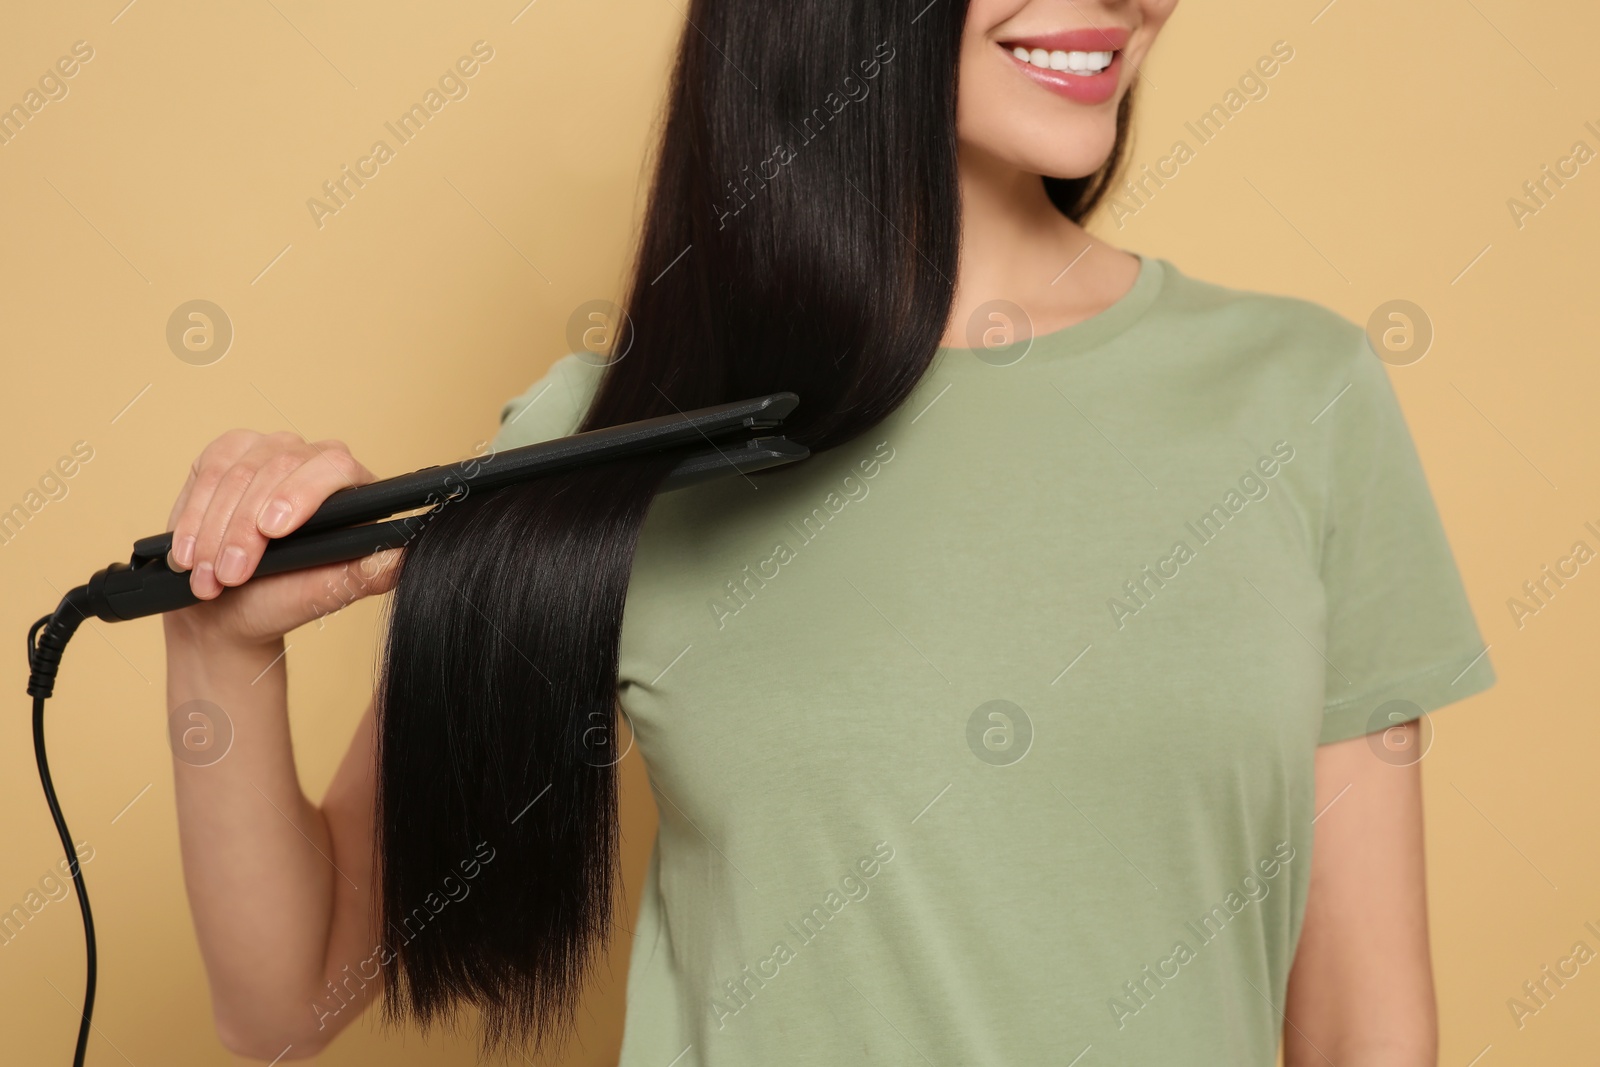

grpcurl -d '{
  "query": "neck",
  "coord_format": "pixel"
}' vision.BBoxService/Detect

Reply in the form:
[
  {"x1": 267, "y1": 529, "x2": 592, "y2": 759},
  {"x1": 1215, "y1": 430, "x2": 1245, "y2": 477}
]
[{"x1": 942, "y1": 142, "x2": 1139, "y2": 349}]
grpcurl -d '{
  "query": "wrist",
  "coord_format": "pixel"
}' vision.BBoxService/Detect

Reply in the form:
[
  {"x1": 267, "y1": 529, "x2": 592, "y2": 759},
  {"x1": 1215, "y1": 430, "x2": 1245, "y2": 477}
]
[{"x1": 163, "y1": 609, "x2": 286, "y2": 660}]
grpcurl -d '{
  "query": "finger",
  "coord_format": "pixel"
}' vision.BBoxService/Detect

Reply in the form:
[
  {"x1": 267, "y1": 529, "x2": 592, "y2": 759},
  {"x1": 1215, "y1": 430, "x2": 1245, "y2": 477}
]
[
  {"x1": 315, "y1": 549, "x2": 404, "y2": 612},
  {"x1": 208, "y1": 438, "x2": 371, "y2": 595},
  {"x1": 210, "y1": 438, "x2": 330, "y2": 591},
  {"x1": 250, "y1": 440, "x2": 373, "y2": 540},
  {"x1": 222, "y1": 548, "x2": 405, "y2": 644},
  {"x1": 167, "y1": 430, "x2": 260, "y2": 574},
  {"x1": 189, "y1": 432, "x2": 305, "y2": 599},
  {"x1": 283, "y1": 549, "x2": 405, "y2": 628},
  {"x1": 362, "y1": 548, "x2": 404, "y2": 597},
  {"x1": 164, "y1": 467, "x2": 198, "y2": 568}
]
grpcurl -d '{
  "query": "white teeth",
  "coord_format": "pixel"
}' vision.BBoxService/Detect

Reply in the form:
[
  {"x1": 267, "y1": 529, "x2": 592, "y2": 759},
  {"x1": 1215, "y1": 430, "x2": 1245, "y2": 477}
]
[{"x1": 1012, "y1": 47, "x2": 1115, "y2": 74}]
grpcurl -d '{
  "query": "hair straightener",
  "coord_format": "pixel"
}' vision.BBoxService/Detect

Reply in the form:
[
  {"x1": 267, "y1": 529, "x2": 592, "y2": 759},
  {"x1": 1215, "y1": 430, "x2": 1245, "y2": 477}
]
[{"x1": 24, "y1": 392, "x2": 806, "y2": 1066}]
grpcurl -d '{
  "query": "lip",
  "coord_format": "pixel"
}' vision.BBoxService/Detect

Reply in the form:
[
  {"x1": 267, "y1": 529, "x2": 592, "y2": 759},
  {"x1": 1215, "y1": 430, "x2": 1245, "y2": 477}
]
[
  {"x1": 1000, "y1": 26, "x2": 1130, "y2": 53},
  {"x1": 1000, "y1": 43, "x2": 1125, "y2": 105}
]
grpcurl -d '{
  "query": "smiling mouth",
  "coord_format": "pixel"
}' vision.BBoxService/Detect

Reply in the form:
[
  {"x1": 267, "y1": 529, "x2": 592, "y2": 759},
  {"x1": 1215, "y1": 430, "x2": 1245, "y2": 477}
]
[
  {"x1": 996, "y1": 26, "x2": 1130, "y2": 79},
  {"x1": 1004, "y1": 45, "x2": 1116, "y2": 75}
]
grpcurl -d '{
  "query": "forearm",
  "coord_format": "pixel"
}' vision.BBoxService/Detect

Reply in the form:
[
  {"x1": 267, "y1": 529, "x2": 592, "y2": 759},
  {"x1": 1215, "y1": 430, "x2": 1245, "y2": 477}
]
[{"x1": 165, "y1": 617, "x2": 344, "y2": 1055}]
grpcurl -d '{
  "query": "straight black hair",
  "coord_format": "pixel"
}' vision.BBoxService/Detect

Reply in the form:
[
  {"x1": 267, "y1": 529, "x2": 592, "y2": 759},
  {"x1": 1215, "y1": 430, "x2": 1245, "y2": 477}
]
[{"x1": 375, "y1": 0, "x2": 1134, "y2": 1053}]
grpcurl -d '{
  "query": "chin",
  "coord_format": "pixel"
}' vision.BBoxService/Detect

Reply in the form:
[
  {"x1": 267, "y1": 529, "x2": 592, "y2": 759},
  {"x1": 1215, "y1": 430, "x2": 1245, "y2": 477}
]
[{"x1": 961, "y1": 116, "x2": 1123, "y2": 183}]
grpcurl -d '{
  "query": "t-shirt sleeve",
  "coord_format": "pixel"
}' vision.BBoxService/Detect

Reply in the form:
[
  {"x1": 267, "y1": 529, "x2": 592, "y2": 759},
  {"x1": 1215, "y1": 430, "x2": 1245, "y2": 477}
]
[
  {"x1": 1316, "y1": 329, "x2": 1496, "y2": 745},
  {"x1": 489, "y1": 353, "x2": 607, "y2": 453}
]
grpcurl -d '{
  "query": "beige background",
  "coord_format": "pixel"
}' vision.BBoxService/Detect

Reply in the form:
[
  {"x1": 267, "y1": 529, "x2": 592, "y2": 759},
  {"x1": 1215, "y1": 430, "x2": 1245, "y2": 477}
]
[{"x1": 1, "y1": 0, "x2": 1595, "y2": 1063}]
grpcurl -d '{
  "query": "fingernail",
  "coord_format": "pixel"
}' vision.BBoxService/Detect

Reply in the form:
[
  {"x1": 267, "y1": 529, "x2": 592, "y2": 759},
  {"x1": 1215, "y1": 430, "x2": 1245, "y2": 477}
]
[
  {"x1": 216, "y1": 546, "x2": 248, "y2": 585},
  {"x1": 192, "y1": 561, "x2": 217, "y2": 598},
  {"x1": 174, "y1": 535, "x2": 195, "y2": 569},
  {"x1": 259, "y1": 499, "x2": 294, "y2": 536}
]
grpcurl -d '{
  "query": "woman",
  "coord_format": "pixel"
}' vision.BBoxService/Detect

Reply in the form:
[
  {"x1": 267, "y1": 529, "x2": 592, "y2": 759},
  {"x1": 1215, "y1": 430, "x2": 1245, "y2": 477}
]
[{"x1": 162, "y1": 0, "x2": 1493, "y2": 1063}]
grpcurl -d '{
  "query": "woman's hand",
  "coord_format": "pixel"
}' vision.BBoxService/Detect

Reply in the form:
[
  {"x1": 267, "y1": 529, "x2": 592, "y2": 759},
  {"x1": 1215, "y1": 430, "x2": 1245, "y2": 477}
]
[{"x1": 161, "y1": 428, "x2": 402, "y2": 646}]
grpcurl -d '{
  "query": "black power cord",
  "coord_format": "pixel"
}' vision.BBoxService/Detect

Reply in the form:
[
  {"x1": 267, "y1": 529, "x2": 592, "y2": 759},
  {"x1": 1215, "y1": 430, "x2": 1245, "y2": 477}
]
[{"x1": 29, "y1": 600, "x2": 95, "y2": 1067}]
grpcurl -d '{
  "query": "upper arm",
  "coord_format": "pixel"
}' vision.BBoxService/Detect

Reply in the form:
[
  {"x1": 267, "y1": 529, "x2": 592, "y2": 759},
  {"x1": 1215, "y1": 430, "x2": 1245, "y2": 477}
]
[
  {"x1": 1283, "y1": 724, "x2": 1436, "y2": 1064},
  {"x1": 1312, "y1": 328, "x2": 1495, "y2": 742}
]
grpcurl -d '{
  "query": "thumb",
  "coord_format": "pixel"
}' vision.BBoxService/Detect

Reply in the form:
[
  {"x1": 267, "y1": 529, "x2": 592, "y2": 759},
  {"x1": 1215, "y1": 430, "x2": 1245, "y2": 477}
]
[
  {"x1": 298, "y1": 548, "x2": 406, "y2": 619},
  {"x1": 355, "y1": 547, "x2": 406, "y2": 598}
]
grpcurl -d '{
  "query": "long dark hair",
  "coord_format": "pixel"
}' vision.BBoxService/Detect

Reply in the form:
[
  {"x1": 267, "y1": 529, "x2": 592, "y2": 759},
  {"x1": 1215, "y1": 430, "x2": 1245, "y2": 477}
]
[{"x1": 374, "y1": 0, "x2": 1134, "y2": 1053}]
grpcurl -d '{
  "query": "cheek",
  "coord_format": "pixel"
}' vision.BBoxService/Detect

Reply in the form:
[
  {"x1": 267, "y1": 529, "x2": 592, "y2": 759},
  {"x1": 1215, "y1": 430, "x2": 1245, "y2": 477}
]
[
  {"x1": 965, "y1": 0, "x2": 1029, "y2": 28},
  {"x1": 957, "y1": 0, "x2": 1032, "y2": 126},
  {"x1": 1131, "y1": 0, "x2": 1181, "y2": 57}
]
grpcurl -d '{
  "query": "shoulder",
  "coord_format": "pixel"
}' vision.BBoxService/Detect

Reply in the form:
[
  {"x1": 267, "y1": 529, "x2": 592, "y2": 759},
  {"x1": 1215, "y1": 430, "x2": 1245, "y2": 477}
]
[
  {"x1": 1152, "y1": 258, "x2": 1368, "y2": 376},
  {"x1": 1146, "y1": 260, "x2": 1402, "y2": 466},
  {"x1": 492, "y1": 353, "x2": 608, "y2": 451}
]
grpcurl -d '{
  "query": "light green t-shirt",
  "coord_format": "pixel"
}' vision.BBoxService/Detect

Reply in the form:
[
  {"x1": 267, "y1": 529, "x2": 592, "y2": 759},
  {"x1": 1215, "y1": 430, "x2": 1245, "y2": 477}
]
[{"x1": 490, "y1": 255, "x2": 1495, "y2": 1066}]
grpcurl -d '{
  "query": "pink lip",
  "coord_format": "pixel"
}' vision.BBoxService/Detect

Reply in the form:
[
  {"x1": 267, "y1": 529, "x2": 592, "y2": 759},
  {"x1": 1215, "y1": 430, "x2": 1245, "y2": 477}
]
[
  {"x1": 1000, "y1": 44, "x2": 1124, "y2": 105},
  {"x1": 1001, "y1": 26, "x2": 1130, "y2": 53}
]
